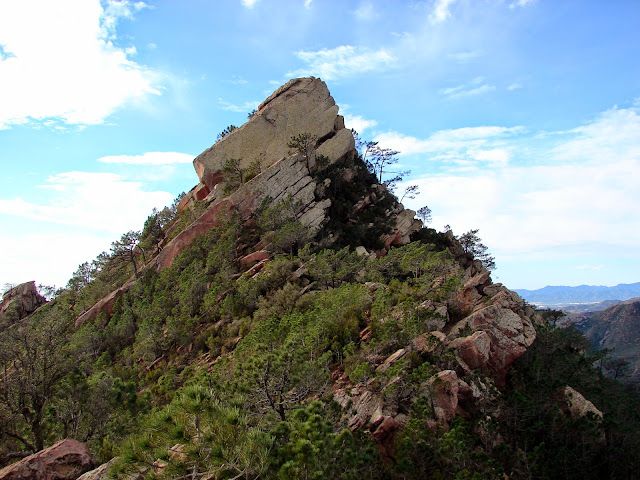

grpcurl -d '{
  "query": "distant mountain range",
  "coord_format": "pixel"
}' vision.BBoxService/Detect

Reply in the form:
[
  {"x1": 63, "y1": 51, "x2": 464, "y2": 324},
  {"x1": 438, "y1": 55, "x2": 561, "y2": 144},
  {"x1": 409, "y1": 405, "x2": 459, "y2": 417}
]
[{"x1": 515, "y1": 282, "x2": 640, "y2": 308}]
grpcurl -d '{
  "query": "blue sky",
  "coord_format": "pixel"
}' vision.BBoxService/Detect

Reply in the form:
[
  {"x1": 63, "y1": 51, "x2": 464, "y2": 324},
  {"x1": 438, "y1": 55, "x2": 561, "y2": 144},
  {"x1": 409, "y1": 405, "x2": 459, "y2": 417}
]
[{"x1": 1, "y1": 0, "x2": 639, "y2": 291}]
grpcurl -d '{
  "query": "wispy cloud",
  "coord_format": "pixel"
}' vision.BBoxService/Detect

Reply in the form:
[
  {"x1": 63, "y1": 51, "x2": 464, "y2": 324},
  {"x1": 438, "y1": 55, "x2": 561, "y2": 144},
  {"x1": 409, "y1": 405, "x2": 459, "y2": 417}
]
[
  {"x1": 375, "y1": 126, "x2": 523, "y2": 161},
  {"x1": 304, "y1": 0, "x2": 312, "y2": 9},
  {"x1": 510, "y1": 0, "x2": 536, "y2": 9},
  {"x1": 574, "y1": 264, "x2": 606, "y2": 271},
  {"x1": 344, "y1": 114, "x2": 378, "y2": 133},
  {"x1": 439, "y1": 77, "x2": 496, "y2": 99},
  {"x1": 449, "y1": 50, "x2": 483, "y2": 63},
  {"x1": 240, "y1": 0, "x2": 260, "y2": 8},
  {"x1": 393, "y1": 101, "x2": 640, "y2": 271},
  {"x1": 287, "y1": 45, "x2": 396, "y2": 81},
  {"x1": 0, "y1": 171, "x2": 173, "y2": 234},
  {"x1": 353, "y1": 2, "x2": 377, "y2": 21},
  {"x1": 0, "y1": 0, "x2": 161, "y2": 129},
  {"x1": 551, "y1": 103, "x2": 640, "y2": 164},
  {"x1": 429, "y1": 0, "x2": 457, "y2": 24},
  {"x1": 218, "y1": 98, "x2": 260, "y2": 113},
  {"x1": 508, "y1": 83, "x2": 523, "y2": 91},
  {"x1": 97, "y1": 152, "x2": 194, "y2": 165}
]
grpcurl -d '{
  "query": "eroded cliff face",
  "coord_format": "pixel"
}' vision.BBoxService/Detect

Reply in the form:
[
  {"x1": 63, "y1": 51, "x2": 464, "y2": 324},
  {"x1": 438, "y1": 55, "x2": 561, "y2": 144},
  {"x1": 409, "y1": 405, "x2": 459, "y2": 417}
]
[
  {"x1": 180, "y1": 77, "x2": 355, "y2": 209},
  {"x1": 165, "y1": 77, "x2": 420, "y2": 269}
]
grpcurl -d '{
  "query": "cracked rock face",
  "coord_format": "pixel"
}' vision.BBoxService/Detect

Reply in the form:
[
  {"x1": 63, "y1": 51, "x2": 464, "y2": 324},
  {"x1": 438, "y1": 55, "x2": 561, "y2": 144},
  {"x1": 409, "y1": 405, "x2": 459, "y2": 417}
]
[{"x1": 192, "y1": 77, "x2": 352, "y2": 193}]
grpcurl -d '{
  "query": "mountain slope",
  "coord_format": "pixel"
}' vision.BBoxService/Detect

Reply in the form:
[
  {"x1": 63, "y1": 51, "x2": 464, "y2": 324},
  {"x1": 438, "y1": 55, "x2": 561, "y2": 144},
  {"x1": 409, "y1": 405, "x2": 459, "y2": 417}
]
[
  {"x1": 566, "y1": 300, "x2": 640, "y2": 381},
  {"x1": 1, "y1": 77, "x2": 639, "y2": 480}
]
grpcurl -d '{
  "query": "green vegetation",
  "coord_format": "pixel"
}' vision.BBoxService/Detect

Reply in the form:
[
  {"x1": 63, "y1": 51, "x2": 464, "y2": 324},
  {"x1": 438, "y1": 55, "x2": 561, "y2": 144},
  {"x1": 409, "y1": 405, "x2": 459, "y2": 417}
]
[
  {"x1": 1, "y1": 140, "x2": 639, "y2": 479},
  {"x1": 216, "y1": 125, "x2": 237, "y2": 142}
]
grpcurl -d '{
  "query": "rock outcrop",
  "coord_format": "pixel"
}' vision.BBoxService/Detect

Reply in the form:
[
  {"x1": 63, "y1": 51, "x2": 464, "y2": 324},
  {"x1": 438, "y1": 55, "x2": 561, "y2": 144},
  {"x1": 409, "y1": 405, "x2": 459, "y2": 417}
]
[
  {"x1": 75, "y1": 458, "x2": 118, "y2": 480},
  {"x1": 187, "y1": 77, "x2": 351, "y2": 199},
  {"x1": 0, "y1": 439, "x2": 94, "y2": 480},
  {"x1": 448, "y1": 270, "x2": 539, "y2": 385},
  {"x1": 332, "y1": 257, "x2": 540, "y2": 450},
  {"x1": 75, "y1": 77, "x2": 422, "y2": 326},
  {"x1": 0, "y1": 281, "x2": 46, "y2": 325},
  {"x1": 561, "y1": 386, "x2": 603, "y2": 420}
]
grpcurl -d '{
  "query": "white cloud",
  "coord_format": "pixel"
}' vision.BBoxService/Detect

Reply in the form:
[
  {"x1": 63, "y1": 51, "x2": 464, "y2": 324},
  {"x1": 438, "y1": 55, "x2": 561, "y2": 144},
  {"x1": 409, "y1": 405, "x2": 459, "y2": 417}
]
[
  {"x1": 468, "y1": 148, "x2": 510, "y2": 167},
  {"x1": 353, "y1": 3, "x2": 377, "y2": 21},
  {"x1": 97, "y1": 151, "x2": 194, "y2": 165},
  {"x1": 406, "y1": 158, "x2": 640, "y2": 259},
  {"x1": 551, "y1": 104, "x2": 640, "y2": 164},
  {"x1": 508, "y1": 83, "x2": 523, "y2": 91},
  {"x1": 510, "y1": 0, "x2": 536, "y2": 9},
  {"x1": 304, "y1": 0, "x2": 313, "y2": 9},
  {"x1": 449, "y1": 50, "x2": 483, "y2": 63},
  {"x1": 429, "y1": 0, "x2": 457, "y2": 24},
  {"x1": 344, "y1": 114, "x2": 378, "y2": 133},
  {"x1": 0, "y1": 231, "x2": 115, "y2": 290},
  {"x1": 0, "y1": 0, "x2": 161, "y2": 129},
  {"x1": 397, "y1": 101, "x2": 640, "y2": 268},
  {"x1": 375, "y1": 126, "x2": 523, "y2": 159},
  {"x1": 0, "y1": 172, "x2": 174, "y2": 235},
  {"x1": 218, "y1": 98, "x2": 260, "y2": 113},
  {"x1": 439, "y1": 77, "x2": 496, "y2": 99},
  {"x1": 241, "y1": 0, "x2": 260, "y2": 8},
  {"x1": 287, "y1": 45, "x2": 396, "y2": 81}
]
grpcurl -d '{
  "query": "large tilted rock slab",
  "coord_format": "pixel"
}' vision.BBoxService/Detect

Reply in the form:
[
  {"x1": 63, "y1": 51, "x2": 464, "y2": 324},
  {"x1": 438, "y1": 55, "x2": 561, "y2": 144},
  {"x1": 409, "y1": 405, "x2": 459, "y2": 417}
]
[
  {"x1": 193, "y1": 77, "x2": 346, "y2": 191},
  {"x1": 0, "y1": 439, "x2": 94, "y2": 480}
]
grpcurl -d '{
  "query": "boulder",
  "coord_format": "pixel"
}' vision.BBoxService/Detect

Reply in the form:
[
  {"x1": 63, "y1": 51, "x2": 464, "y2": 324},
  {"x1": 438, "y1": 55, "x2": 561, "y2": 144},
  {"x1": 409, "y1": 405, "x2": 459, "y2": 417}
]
[
  {"x1": 428, "y1": 370, "x2": 461, "y2": 424},
  {"x1": 449, "y1": 331, "x2": 492, "y2": 371},
  {"x1": 448, "y1": 304, "x2": 536, "y2": 384},
  {"x1": 0, "y1": 439, "x2": 94, "y2": 480},
  {"x1": 561, "y1": 386, "x2": 603, "y2": 420},
  {"x1": 0, "y1": 281, "x2": 46, "y2": 323},
  {"x1": 238, "y1": 250, "x2": 270, "y2": 266},
  {"x1": 412, "y1": 331, "x2": 446, "y2": 354},
  {"x1": 75, "y1": 458, "x2": 118, "y2": 480}
]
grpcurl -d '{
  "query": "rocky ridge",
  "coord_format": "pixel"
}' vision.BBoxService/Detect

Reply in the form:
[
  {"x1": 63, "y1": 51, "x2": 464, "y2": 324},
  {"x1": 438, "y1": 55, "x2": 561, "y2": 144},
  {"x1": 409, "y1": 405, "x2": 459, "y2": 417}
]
[
  {"x1": 76, "y1": 77, "x2": 421, "y2": 326},
  {"x1": 333, "y1": 256, "x2": 541, "y2": 450}
]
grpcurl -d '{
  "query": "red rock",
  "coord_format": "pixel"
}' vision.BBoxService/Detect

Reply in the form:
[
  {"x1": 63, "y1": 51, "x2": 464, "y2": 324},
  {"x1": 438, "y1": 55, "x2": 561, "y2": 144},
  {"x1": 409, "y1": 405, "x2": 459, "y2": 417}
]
[
  {"x1": 412, "y1": 331, "x2": 446, "y2": 354},
  {"x1": 75, "y1": 280, "x2": 133, "y2": 327},
  {"x1": 449, "y1": 331, "x2": 492, "y2": 370},
  {"x1": 0, "y1": 439, "x2": 94, "y2": 480},
  {"x1": 238, "y1": 250, "x2": 270, "y2": 266},
  {"x1": 153, "y1": 199, "x2": 234, "y2": 271},
  {"x1": 463, "y1": 271, "x2": 491, "y2": 290},
  {"x1": 448, "y1": 304, "x2": 536, "y2": 385},
  {"x1": 373, "y1": 415, "x2": 397, "y2": 442},
  {"x1": 428, "y1": 370, "x2": 460, "y2": 424},
  {"x1": 0, "y1": 281, "x2": 46, "y2": 322}
]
